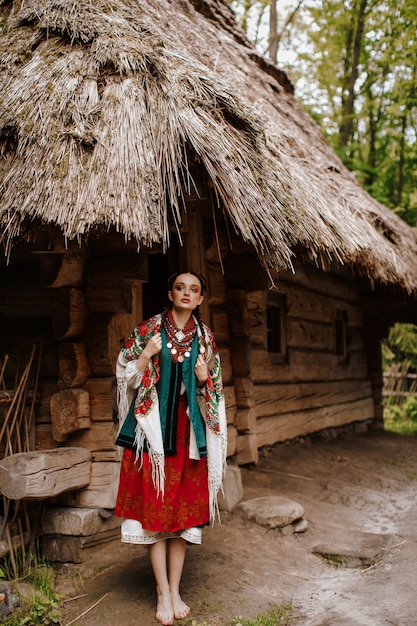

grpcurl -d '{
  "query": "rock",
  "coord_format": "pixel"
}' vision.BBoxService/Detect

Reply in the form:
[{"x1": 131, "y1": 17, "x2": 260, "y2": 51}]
[
  {"x1": 0, "y1": 582, "x2": 19, "y2": 619},
  {"x1": 218, "y1": 465, "x2": 243, "y2": 512},
  {"x1": 312, "y1": 529, "x2": 392, "y2": 568},
  {"x1": 293, "y1": 518, "x2": 309, "y2": 533},
  {"x1": 238, "y1": 495, "x2": 304, "y2": 529}
]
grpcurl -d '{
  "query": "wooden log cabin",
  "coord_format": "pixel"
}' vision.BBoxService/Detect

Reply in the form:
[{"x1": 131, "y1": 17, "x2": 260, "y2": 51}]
[{"x1": 0, "y1": 0, "x2": 417, "y2": 559}]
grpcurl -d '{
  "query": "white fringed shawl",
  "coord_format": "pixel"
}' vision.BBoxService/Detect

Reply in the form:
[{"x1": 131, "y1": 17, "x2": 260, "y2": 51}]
[{"x1": 116, "y1": 314, "x2": 227, "y2": 523}]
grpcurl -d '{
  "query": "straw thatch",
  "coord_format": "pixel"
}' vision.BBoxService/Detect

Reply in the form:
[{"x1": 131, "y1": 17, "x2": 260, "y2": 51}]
[{"x1": 0, "y1": 0, "x2": 416, "y2": 291}]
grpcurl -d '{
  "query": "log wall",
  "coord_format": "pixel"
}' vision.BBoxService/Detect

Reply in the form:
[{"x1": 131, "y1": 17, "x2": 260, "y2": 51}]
[{"x1": 246, "y1": 264, "x2": 375, "y2": 451}]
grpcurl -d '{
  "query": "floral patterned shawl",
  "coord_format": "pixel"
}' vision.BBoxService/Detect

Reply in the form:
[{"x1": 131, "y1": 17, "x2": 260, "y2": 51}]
[{"x1": 116, "y1": 313, "x2": 227, "y2": 523}]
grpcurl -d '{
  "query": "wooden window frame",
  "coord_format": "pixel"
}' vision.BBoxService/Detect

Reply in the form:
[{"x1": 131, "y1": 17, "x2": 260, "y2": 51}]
[
  {"x1": 335, "y1": 309, "x2": 348, "y2": 361},
  {"x1": 265, "y1": 292, "x2": 287, "y2": 361}
]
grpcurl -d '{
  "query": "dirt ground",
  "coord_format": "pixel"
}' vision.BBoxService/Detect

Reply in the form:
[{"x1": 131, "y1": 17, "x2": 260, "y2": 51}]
[{"x1": 56, "y1": 428, "x2": 417, "y2": 626}]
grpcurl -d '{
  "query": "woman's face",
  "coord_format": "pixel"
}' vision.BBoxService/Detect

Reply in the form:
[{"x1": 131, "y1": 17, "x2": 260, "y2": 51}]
[{"x1": 168, "y1": 273, "x2": 204, "y2": 312}]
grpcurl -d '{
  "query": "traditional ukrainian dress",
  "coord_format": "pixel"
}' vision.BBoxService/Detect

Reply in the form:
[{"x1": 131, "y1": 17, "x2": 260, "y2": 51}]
[{"x1": 114, "y1": 313, "x2": 227, "y2": 545}]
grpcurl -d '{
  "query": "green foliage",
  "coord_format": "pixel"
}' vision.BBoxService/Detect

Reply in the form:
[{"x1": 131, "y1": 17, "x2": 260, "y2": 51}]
[
  {"x1": 383, "y1": 398, "x2": 417, "y2": 434},
  {"x1": 323, "y1": 553, "x2": 343, "y2": 568},
  {"x1": 382, "y1": 323, "x2": 417, "y2": 373},
  {"x1": 230, "y1": 602, "x2": 294, "y2": 626},
  {"x1": 5, "y1": 594, "x2": 61, "y2": 626},
  {"x1": 229, "y1": 0, "x2": 417, "y2": 227},
  {"x1": 0, "y1": 545, "x2": 62, "y2": 626}
]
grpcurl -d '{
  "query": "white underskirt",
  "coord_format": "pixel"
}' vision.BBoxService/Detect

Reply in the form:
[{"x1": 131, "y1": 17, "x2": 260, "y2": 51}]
[{"x1": 120, "y1": 519, "x2": 202, "y2": 545}]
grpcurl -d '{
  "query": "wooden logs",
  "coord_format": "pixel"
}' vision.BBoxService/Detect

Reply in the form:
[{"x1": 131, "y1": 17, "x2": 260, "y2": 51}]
[
  {"x1": 0, "y1": 447, "x2": 91, "y2": 500},
  {"x1": 56, "y1": 461, "x2": 120, "y2": 509},
  {"x1": 84, "y1": 314, "x2": 132, "y2": 376},
  {"x1": 39, "y1": 251, "x2": 85, "y2": 289},
  {"x1": 50, "y1": 389, "x2": 91, "y2": 442},
  {"x1": 58, "y1": 342, "x2": 91, "y2": 389},
  {"x1": 53, "y1": 288, "x2": 87, "y2": 340}
]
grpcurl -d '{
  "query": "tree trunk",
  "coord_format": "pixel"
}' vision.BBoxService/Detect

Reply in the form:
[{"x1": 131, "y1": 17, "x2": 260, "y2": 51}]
[
  {"x1": 269, "y1": 0, "x2": 278, "y2": 63},
  {"x1": 339, "y1": 0, "x2": 368, "y2": 147}
]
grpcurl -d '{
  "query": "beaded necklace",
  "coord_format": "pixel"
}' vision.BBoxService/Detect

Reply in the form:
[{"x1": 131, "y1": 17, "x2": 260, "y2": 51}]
[{"x1": 164, "y1": 310, "x2": 197, "y2": 363}]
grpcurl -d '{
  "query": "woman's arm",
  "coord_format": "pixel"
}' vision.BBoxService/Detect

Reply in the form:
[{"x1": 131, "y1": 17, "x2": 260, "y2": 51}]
[{"x1": 125, "y1": 331, "x2": 162, "y2": 388}]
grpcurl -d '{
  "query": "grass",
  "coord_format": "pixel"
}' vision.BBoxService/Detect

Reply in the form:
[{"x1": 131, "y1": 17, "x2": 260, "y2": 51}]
[
  {"x1": 0, "y1": 543, "x2": 62, "y2": 626},
  {"x1": 323, "y1": 554, "x2": 343, "y2": 568},
  {"x1": 230, "y1": 602, "x2": 294, "y2": 625},
  {"x1": 180, "y1": 602, "x2": 294, "y2": 626},
  {"x1": 383, "y1": 396, "x2": 417, "y2": 435}
]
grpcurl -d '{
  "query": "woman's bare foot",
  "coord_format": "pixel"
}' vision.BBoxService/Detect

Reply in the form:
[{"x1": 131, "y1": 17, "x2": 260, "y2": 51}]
[
  {"x1": 170, "y1": 590, "x2": 190, "y2": 620},
  {"x1": 156, "y1": 590, "x2": 174, "y2": 625}
]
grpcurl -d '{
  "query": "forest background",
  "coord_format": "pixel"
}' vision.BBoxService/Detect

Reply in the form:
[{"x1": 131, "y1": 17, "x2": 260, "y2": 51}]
[{"x1": 230, "y1": 0, "x2": 417, "y2": 431}]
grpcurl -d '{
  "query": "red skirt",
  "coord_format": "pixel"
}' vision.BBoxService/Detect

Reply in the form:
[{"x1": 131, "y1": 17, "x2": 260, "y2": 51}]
[{"x1": 114, "y1": 395, "x2": 209, "y2": 533}]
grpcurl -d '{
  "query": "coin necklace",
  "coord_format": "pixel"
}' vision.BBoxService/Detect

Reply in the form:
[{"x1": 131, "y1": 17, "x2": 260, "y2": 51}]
[{"x1": 164, "y1": 311, "x2": 198, "y2": 363}]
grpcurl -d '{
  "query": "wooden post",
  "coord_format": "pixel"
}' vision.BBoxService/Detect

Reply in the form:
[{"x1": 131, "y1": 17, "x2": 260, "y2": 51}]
[{"x1": 185, "y1": 200, "x2": 210, "y2": 323}]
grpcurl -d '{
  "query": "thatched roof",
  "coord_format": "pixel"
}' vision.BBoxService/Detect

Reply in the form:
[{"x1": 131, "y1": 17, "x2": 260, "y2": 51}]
[{"x1": 0, "y1": 0, "x2": 416, "y2": 291}]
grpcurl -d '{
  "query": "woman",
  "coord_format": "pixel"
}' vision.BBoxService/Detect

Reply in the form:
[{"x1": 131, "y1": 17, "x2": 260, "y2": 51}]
[{"x1": 114, "y1": 271, "x2": 227, "y2": 626}]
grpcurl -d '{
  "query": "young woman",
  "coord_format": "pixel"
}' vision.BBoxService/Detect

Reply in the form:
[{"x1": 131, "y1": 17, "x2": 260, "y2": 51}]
[{"x1": 114, "y1": 271, "x2": 227, "y2": 625}]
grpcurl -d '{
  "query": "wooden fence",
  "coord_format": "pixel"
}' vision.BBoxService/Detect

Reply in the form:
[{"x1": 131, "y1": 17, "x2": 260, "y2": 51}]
[{"x1": 383, "y1": 363, "x2": 417, "y2": 404}]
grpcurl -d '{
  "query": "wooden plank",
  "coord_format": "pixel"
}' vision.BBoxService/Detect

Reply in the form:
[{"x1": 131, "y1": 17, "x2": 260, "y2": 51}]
[
  {"x1": 0, "y1": 447, "x2": 91, "y2": 500},
  {"x1": 57, "y1": 461, "x2": 120, "y2": 509},
  {"x1": 286, "y1": 287, "x2": 364, "y2": 326},
  {"x1": 82, "y1": 377, "x2": 114, "y2": 422},
  {"x1": 251, "y1": 348, "x2": 369, "y2": 384},
  {"x1": 253, "y1": 379, "x2": 373, "y2": 418},
  {"x1": 67, "y1": 422, "x2": 117, "y2": 452},
  {"x1": 278, "y1": 264, "x2": 360, "y2": 304},
  {"x1": 42, "y1": 528, "x2": 120, "y2": 563},
  {"x1": 42, "y1": 506, "x2": 121, "y2": 536},
  {"x1": 286, "y1": 319, "x2": 335, "y2": 351},
  {"x1": 256, "y1": 397, "x2": 375, "y2": 447}
]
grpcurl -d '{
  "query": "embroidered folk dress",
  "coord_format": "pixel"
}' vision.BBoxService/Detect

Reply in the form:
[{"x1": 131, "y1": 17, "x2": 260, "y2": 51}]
[{"x1": 114, "y1": 314, "x2": 227, "y2": 545}]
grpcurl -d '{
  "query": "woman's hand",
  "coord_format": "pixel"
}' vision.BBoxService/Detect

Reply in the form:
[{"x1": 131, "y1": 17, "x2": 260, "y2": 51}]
[
  {"x1": 135, "y1": 332, "x2": 162, "y2": 373},
  {"x1": 195, "y1": 353, "x2": 208, "y2": 388},
  {"x1": 143, "y1": 332, "x2": 163, "y2": 358}
]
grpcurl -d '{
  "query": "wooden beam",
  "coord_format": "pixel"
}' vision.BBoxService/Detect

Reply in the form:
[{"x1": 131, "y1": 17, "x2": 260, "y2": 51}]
[
  {"x1": 52, "y1": 288, "x2": 87, "y2": 340},
  {"x1": 50, "y1": 388, "x2": 92, "y2": 442},
  {"x1": 0, "y1": 447, "x2": 91, "y2": 500},
  {"x1": 58, "y1": 342, "x2": 91, "y2": 388}
]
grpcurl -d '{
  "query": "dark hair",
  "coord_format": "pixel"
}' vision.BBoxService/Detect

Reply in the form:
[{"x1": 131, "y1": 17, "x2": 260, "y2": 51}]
[
  {"x1": 162, "y1": 270, "x2": 207, "y2": 333},
  {"x1": 166, "y1": 270, "x2": 206, "y2": 295}
]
